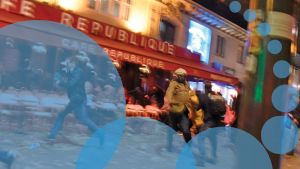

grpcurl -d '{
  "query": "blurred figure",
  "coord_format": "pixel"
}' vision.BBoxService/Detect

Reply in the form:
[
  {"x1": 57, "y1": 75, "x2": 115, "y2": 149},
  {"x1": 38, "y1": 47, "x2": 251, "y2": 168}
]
[
  {"x1": 162, "y1": 68, "x2": 195, "y2": 151},
  {"x1": 133, "y1": 75, "x2": 151, "y2": 107},
  {"x1": 195, "y1": 81, "x2": 226, "y2": 166},
  {"x1": 0, "y1": 150, "x2": 15, "y2": 169},
  {"x1": 48, "y1": 51, "x2": 101, "y2": 144}
]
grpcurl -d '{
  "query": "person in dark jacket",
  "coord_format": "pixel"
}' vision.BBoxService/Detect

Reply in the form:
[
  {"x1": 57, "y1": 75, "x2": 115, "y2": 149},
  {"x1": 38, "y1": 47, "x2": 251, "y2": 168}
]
[
  {"x1": 48, "y1": 51, "x2": 100, "y2": 142},
  {"x1": 0, "y1": 150, "x2": 15, "y2": 169},
  {"x1": 195, "y1": 81, "x2": 225, "y2": 166}
]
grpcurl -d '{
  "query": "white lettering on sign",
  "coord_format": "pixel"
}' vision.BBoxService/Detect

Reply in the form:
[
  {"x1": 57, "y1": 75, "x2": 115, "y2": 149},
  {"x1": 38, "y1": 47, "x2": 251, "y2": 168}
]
[
  {"x1": 104, "y1": 25, "x2": 116, "y2": 39},
  {"x1": 61, "y1": 38, "x2": 98, "y2": 55},
  {"x1": 77, "y1": 17, "x2": 89, "y2": 33},
  {"x1": 0, "y1": 0, "x2": 16, "y2": 11},
  {"x1": 148, "y1": 38, "x2": 157, "y2": 50},
  {"x1": 20, "y1": 0, "x2": 35, "y2": 18},
  {"x1": 60, "y1": 12, "x2": 74, "y2": 27},
  {"x1": 167, "y1": 44, "x2": 175, "y2": 55},
  {"x1": 91, "y1": 21, "x2": 103, "y2": 35},
  {"x1": 117, "y1": 29, "x2": 128, "y2": 43},
  {"x1": 104, "y1": 47, "x2": 164, "y2": 69}
]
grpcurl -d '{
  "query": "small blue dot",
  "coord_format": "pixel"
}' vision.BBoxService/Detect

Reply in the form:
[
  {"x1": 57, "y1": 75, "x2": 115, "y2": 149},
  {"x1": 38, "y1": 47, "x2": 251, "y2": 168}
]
[
  {"x1": 268, "y1": 40, "x2": 282, "y2": 55},
  {"x1": 273, "y1": 60, "x2": 290, "y2": 78},
  {"x1": 272, "y1": 85, "x2": 299, "y2": 113},
  {"x1": 262, "y1": 116, "x2": 299, "y2": 154},
  {"x1": 229, "y1": 1, "x2": 241, "y2": 13},
  {"x1": 244, "y1": 9, "x2": 256, "y2": 22},
  {"x1": 257, "y1": 22, "x2": 271, "y2": 36}
]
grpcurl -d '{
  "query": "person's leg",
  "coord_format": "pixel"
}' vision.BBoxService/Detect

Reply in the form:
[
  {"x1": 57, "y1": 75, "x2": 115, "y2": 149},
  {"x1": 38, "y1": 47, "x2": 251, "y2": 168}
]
[
  {"x1": 74, "y1": 102, "x2": 105, "y2": 146},
  {"x1": 48, "y1": 103, "x2": 72, "y2": 139},
  {"x1": 73, "y1": 102, "x2": 98, "y2": 133},
  {"x1": 179, "y1": 114, "x2": 192, "y2": 143},
  {"x1": 167, "y1": 113, "x2": 179, "y2": 152}
]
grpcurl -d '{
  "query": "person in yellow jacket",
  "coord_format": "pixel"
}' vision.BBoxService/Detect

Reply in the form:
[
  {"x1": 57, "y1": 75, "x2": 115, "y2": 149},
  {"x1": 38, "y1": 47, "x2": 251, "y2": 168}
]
[{"x1": 162, "y1": 68, "x2": 200, "y2": 151}]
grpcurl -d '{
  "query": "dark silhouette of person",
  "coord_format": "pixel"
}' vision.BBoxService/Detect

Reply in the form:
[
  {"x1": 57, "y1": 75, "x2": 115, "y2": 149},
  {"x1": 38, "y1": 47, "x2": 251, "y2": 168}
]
[{"x1": 48, "y1": 51, "x2": 100, "y2": 143}]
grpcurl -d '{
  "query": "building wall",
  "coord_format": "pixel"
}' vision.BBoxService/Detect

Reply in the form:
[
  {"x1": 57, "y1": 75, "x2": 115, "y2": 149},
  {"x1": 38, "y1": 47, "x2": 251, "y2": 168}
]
[{"x1": 36, "y1": 0, "x2": 247, "y2": 83}]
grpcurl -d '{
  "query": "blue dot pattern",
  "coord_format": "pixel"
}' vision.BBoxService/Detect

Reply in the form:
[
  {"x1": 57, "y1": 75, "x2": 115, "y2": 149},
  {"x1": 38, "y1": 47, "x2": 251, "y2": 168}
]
[
  {"x1": 243, "y1": 9, "x2": 256, "y2": 22},
  {"x1": 272, "y1": 85, "x2": 299, "y2": 113},
  {"x1": 273, "y1": 60, "x2": 291, "y2": 78},
  {"x1": 229, "y1": 1, "x2": 241, "y2": 13},
  {"x1": 262, "y1": 116, "x2": 299, "y2": 154},
  {"x1": 268, "y1": 40, "x2": 282, "y2": 55},
  {"x1": 257, "y1": 22, "x2": 271, "y2": 36}
]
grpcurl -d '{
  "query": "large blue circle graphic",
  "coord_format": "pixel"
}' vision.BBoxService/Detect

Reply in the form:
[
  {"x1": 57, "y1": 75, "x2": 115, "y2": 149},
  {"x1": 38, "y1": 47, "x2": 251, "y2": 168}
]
[
  {"x1": 261, "y1": 116, "x2": 299, "y2": 154},
  {"x1": 176, "y1": 127, "x2": 272, "y2": 169},
  {"x1": 0, "y1": 21, "x2": 126, "y2": 169},
  {"x1": 229, "y1": 1, "x2": 241, "y2": 13},
  {"x1": 272, "y1": 85, "x2": 299, "y2": 113},
  {"x1": 243, "y1": 9, "x2": 256, "y2": 22},
  {"x1": 77, "y1": 118, "x2": 186, "y2": 169},
  {"x1": 273, "y1": 60, "x2": 291, "y2": 78},
  {"x1": 268, "y1": 40, "x2": 282, "y2": 55}
]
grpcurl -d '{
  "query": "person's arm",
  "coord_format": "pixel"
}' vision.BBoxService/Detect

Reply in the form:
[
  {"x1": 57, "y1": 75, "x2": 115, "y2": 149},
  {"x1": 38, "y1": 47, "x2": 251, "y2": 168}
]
[{"x1": 165, "y1": 81, "x2": 176, "y2": 103}]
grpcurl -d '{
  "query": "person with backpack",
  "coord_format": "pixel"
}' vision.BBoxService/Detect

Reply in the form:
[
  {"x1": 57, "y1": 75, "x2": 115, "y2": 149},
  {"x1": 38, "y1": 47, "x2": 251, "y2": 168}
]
[{"x1": 194, "y1": 81, "x2": 227, "y2": 166}]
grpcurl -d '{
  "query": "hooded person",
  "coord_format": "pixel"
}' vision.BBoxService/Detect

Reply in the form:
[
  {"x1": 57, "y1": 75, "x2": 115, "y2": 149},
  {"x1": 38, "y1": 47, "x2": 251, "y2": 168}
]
[{"x1": 162, "y1": 68, "x2": 198, "y2": 151}]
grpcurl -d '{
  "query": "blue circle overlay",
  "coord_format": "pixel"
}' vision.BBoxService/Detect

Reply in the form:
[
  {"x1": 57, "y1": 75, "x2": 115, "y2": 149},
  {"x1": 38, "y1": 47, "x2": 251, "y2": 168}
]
[
  {"x1": 262, "y1": 116, "x2": 299, "y2": 154},
  {"x1": 0, "y1": 21, "x2": 126, "y2": 168},
  {"x1": 176, "y1": 127, "x2": 272, "y2": 169},
  {"x1": 268, "y1": 40, "x2": 282, "y2": 55},
  {"x1": 78, "y1": 118, "x2": 185, "y2": 169},
  {"x1": 257, "y1": 22, "x2": 271, "y2": 36},
  {"x1": 243, "y1": 9, "x2": 256, "y2": 22},
  {"x1": 272, "y1": 85, "x2": 299, "y2": 113},
  {"x1": 273, "y1": 60, "x2": 291, "y2": 78},
  {"x1": 229, "y1": 1, "x2": 241, "y2": 13}
]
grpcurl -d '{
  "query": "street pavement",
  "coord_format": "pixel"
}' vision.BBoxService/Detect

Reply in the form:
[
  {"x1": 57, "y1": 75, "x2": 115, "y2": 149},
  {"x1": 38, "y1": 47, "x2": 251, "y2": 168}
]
[{"x1": 281, "y1": 135, "x2": 300, "y2": 169}]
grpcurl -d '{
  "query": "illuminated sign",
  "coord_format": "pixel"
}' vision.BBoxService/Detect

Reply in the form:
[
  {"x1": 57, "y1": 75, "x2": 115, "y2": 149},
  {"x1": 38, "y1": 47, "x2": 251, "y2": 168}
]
[{"x1": 187, "y1": 21, "x2": 212, "y2": 64}]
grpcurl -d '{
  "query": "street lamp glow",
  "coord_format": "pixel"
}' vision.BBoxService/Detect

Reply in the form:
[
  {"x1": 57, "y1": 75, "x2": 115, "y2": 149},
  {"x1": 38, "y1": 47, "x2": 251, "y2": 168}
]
[
  {"x1": 128, "y1": 15, "x2": 146, "y2": 33},
  {"x1": 58, "y1": 0, "x2": 77, "y2": 10}
]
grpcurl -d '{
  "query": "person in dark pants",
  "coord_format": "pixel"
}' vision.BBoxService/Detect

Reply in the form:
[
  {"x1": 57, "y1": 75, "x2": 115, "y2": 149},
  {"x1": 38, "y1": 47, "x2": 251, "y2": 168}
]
[
  {"x1": 195, "y1": 81, "x2": 225, "y2": 166},
  {"x1": 162, "y1": 68, "x2": 195, "y2": 151},
  {"x1": 48, "y1": 52, "x2": 100, "y2": 143},
  {"x1": 0, "y1": 150, "x2": 15, "y2": 169}
]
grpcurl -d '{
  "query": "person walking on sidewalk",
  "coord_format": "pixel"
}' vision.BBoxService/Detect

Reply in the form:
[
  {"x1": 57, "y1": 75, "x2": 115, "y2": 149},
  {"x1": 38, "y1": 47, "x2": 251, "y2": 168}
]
[
  {"x1": 162, "y1": 68, "x2": 196, "y2": 151},
  {"x1": 48, "y1": 51, "x2": 101, "y2": 144}
]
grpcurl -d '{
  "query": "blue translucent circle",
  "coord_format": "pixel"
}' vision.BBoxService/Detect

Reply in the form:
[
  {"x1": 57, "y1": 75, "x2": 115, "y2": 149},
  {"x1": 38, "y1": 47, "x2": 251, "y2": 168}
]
[
  {"x1": 0, "y1": 21, "x2": 126, "y2": 168},
  {"x1": 257, "y1": 22, "x2": 271, "y2": 36},
  {"x1": 268, "y1": 40, "x2": 282, "y2": 54},
  {"x1": 272, "y1": 85, "x2": 299, "y2": 112},
  {"x1": 176, "y1": 127, "x2": 272, "y2": 169},
  {"x1": 273, "y1": 60, "x2": 291, "y2": 78},
  {"x1": 262, "y1": 116, "x2": 299, "y2": 154},
  {"x1": 229, "y1": 1, "x2": 241, "y2": 13},
  {"x1": 78, "y1": 118, "x2": 185, "y2": 169},
  {"x1": 244, "y1": 9, "x2": 256, "y2": 22}
]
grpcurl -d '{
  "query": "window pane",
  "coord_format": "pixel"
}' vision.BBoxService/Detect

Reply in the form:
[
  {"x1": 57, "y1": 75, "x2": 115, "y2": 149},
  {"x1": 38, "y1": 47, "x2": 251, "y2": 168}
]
[
  {"x1": 88, "y1": 0, "x2": 96, "y2": 9},
  {"x1": 113, "y1": 0, "x2": 120, "y2": 17},
  {"x1": 100, "y1": 0, "x2": 109, "y2": 13},
  {"x1": 160, "y1": 20, "x2": 175, "y2": 43}
]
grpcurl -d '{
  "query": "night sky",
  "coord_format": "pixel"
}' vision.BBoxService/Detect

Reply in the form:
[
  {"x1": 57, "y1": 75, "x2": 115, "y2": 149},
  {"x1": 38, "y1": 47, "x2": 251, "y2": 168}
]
[{"x1": 193, "y1": 0, "x2": 249, "y2": 29}]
